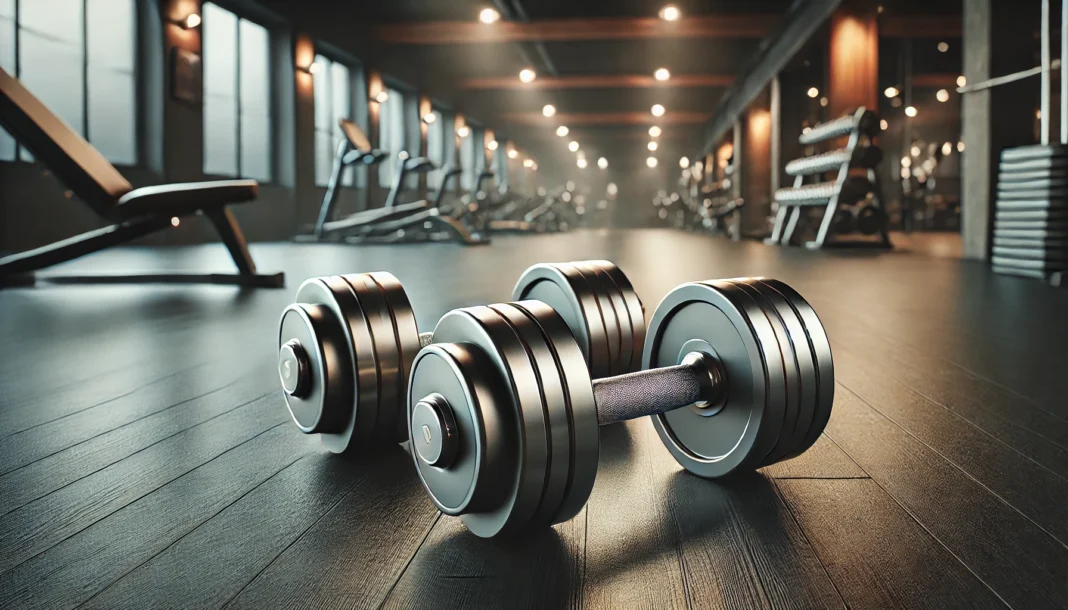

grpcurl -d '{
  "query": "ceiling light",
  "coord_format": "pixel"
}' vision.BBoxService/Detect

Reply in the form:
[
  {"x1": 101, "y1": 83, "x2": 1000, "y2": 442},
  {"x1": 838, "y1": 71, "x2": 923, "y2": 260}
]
[
  {"x1": 170, "y1": 216, "x2": 180, "y2": 227},
  {"x1": 654, "y1": 68, "x2": 671, "y2": 81},
  {"x1": 422, "y1": 112, "x2": 436, "y2": 124},
  {"x1": 508, "y1": 149, "x2": 518, "y2": 159},
  {"x1": 180, "y1": 13, "x2": 201, "y2": 29},
  {"x1": 519, "y1": 68, "x2": 536, "y2": 83},
  {"x1": 957, "y1": 75, "x2": 967, "y2": 87},
  {"x1": 542, "y1": 104, "x2": 556, "y2": 117},
  {"x1": 880, "y1": 119, "x2": 888, "y2": 130},
  {"x1": 607, "y1": 183, "x2": 618, "y2": 195},
  {"x1": 942, "y1": 141, "x2": 952, "y2": 155},
  {"x1": 457, "y1": 125, "x2": 471, "y2": 137},
  {"x1": 374, "y1": 90, "x2": 389, "y2": 103},
  {"x1": 597, "y1": 157, "x2": 608, "y2": 169},
  {"x1": 651, "y1": 104, "x2": 665, "y2": 117},
  {"x1": 556, "y1": 125, "x2": 569, "y2": 137},
  {"x1": 646, "y1": 156, "x2": 658, "y2": 168},
  {"x1": 659, "y1": 5, "x2": 680, "y2": 21},
  {"x1": 479, "y1": 7, "x2": 500, "y2": 24},
  {"x1": 911, "y1": 145, "x2": 921, "y2": 157},
  {"x1": 938, "y1": 41, "x2": 949, "y2": 52},
  {"x1": 523, "y1": 158, "x2": 534, "y2": 168},
  {"x1": 884, "y1": 86, "x2": 899, "y2": 98},
  {"x1": 577, "y1": 158, "x2": 588, "y2": 169},
  {"x1": 648, "y1": 141, "x2": 658, "y2": 151},
  {"x1": 904, "y1": 105, "x2": 917, "y2": 117},
  {"x1": 820, "y1": 97, "x2": 828, "y2": 107},
  {"x1": 807, "y1": 87, "x2": 819, "y2": 98},
  {"x1": 936, "y1": 89, "x2": 949, "y2": 102},
  {"x1": 487, "y1": 140, "x2": 498, "y2": 150},
  {"x1": 306, "y1": 61, "x2": 323, "y2": 75},
  {"x1": 679, "y1": 156, "x2": 690, "y2": 169},
  {"x1": 957, "y1": 141, "x2": 965, "y2": 152},
  {"x1": 568, "y1": 141, "x2": 580, "y2": 152},
  {"x1": 649, "y1": 125, "x2": 662, "y2": 137}
]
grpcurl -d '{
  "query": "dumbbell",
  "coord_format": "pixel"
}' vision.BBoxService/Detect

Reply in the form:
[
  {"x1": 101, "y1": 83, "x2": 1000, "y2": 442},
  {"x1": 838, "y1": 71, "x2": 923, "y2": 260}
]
[
  {"x1": 406, "y1": 278, "x2": 833, "y2": 538},
  {"x1": 276, "y1": 261, "x2": 645, "y2": 454},
  {"x1": 831, "y1": 207, "x2": 856, "y2": 235},
  {"x1": 855, "y1": 204, "x2": 887, "y2": 235}
]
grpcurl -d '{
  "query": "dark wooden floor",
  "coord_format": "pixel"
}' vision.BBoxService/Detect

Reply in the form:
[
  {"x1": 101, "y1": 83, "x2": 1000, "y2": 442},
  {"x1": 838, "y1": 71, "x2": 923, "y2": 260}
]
[{"x1": 1, "y1": 229, "x2": 1066, "y2": 609}]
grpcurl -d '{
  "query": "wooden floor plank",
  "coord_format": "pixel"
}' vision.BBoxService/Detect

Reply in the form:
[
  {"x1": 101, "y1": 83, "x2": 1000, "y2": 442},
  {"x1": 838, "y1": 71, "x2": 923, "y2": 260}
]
[
  {"x1": 0, "y1": 425, "x2": 311, "y2": 610},
  {"x1": 0, "y1": 365, "x2": 273, "y2": 516},
  {"x1": 761, "y1": 435, "x2": 868, "y2": 479},
  {"x1": 776, "y1": 478, "x2": 1008, "y2": 609},
  {"x1": 380, "y1": 508, "x2": 586, "y2": 609},
  {"x1": 81, "y1": 451, "x2": 360, "y2": 609},
  {"x1": 578, "y1": 421, "x2": 690, "y2": 608},
  {"x1": 825, "y1": 385, "x2": 1068, "y2": 608},
  {"x1": 223, "y1": 446, "x2": 440, "y2": 609},
  {"x1": 0, "y1": 393, "x2": 284, "y2": 574},
  {"x1": 0, "y1": 359, "x2": 261, "y2": 477},
  {"x1": 830, "y1": 342, "x2": 1068, "y2": 544}
]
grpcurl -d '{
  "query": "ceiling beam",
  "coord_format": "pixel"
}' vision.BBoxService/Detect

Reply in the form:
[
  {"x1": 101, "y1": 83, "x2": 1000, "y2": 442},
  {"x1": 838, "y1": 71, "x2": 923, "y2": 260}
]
[
  {"x1": 376, "y1": 15, "x2": 774, "y2": 45},
  {"x1": 460, "y1": 74, "x2": 735, "y2": 90},
  {"x1": 881, "y1": 15, "x2": 962, "y2": 38},
  {"x1": 504, "y1": 111, "x2": 712, "y2": 126}
]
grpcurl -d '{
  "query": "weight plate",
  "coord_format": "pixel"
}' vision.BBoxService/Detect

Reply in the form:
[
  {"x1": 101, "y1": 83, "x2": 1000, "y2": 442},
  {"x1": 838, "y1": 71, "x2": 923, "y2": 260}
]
[
  {"x1": 512, "y1": 301, "x2": 599, "y2": 526},
  {"x1": 573, "y1": 261, "x2": 624, "y2": 376},
  {"x1": 760, "y1": 280, "x2": 834, "y2": 452},
  {"x1": 434, "y1": 306, "x2": 549, "y2": 538},
  {"x1": 995, "y1": 199, "x2": 1068, "y2": 210},
  {"x1": 991, "y1": 255, "x2": 1067, "y2": 271},
  {"x1": 278, "y1": 302, "x2": 353, "y2": 440},
  {"x1": 749, "y1": 279, "x2": 819, "y2": 461},
  {"x1": 589, "y1": 260, "x2": 647, "y2": 374},
  {"x1": 512, "y1": 263, "x2": 611, "y2": 377},
  {"x1": 341, "y1": 274, "x2": 400, "y2": 445},
  {"x1": 994, "y1": 237, "x2": 1068, "y2": 249},
  {"x1": 368, "y1": 272, "x2": 421, "y2": 443},
  {"x1": 727, "y1": 280, "x2": 802, "y2": 466},
  {"x1": 408, "y1": 342, "x2": 514, "y2": 519},
  {"x1": 490, "y1": 303, "x2": 571, "y2": 530},
  {"x1": 646, "y1": 282, "x2": 785, "y2": 478},
  {"x1": 290, "y1": 278, "x2": 373, "y2": 453}
]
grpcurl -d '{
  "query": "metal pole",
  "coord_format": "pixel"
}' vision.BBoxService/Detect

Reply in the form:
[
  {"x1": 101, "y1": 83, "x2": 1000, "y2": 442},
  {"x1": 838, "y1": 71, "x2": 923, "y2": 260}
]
[
  {"x1": 1062, "y1": 0, "x2": 1067, "y2": 143},
  {"x1": 1041, "y1": 0, "x2": 1050, "y2": 145}
]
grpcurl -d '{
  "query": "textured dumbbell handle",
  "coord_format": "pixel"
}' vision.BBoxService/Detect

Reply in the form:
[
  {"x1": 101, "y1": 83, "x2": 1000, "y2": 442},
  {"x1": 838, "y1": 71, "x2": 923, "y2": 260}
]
[
  {"x1": 593, "y1": 352, "x2": 725, "y2": 425},
  {"x1": 420, "y1": 332, "x2": 434, "y2": 348}
]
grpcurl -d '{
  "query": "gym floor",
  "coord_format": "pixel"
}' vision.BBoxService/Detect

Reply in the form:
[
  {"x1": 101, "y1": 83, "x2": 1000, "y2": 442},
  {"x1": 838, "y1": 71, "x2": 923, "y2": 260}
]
[{"x1": 0, "y1": 229, "x2": 1065, "y2": 609}]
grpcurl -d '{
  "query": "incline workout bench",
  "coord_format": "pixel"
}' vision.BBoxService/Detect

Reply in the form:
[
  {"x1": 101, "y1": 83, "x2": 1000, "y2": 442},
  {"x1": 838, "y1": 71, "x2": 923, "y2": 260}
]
[
  {"x1": 0, "y1": 68, "x2": 283, "y2": 288},
  {"x1": 766, "y1": 107, "x2": 891, "y2": 249}
]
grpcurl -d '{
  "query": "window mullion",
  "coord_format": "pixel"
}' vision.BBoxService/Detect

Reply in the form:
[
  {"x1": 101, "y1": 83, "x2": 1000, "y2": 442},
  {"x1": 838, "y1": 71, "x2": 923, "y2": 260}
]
[{"x1": 234, "y1": 16, "x2": 241, "y2": 178}]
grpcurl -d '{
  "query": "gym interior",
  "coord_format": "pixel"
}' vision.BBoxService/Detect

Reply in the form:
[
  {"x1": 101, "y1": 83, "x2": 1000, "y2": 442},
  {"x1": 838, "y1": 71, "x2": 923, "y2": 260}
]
[{"x1": 1, "y1": 1, "x2": 1066, "y2": 608}]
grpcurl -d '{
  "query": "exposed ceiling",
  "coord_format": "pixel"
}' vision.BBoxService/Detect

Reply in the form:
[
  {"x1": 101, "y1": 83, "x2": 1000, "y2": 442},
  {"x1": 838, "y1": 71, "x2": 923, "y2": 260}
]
[{"x1": 254, "y1": 0, "x2": 966, "y2": 187}]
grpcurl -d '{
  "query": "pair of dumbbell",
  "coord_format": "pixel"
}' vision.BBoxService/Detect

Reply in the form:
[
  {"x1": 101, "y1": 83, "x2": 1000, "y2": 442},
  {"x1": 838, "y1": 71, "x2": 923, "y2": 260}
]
[{"x1": 277, "y1": 261, "x2": 833, "y2": 538}]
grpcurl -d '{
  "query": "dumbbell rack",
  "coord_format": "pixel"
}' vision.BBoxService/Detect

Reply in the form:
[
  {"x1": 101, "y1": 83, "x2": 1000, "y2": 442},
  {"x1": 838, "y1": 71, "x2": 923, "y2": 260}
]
[
  {"x1": 991, "y1": 146, "x2": 1067, "y2": 286},
  {"x1": 765, "y1": 107, "x2": 891, "y2": 250}
]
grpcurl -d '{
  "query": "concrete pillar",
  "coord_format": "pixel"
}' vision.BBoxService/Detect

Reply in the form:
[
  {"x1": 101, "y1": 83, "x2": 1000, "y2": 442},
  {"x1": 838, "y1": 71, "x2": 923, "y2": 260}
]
[{"x1": 961, "y1": 0, "x2": 1040, "y2": 259}]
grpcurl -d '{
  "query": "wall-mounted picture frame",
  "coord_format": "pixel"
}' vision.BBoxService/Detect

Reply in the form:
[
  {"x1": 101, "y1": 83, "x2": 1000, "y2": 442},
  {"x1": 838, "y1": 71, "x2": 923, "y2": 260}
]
[{"x1": 170, "y1": 47, "x2": 201, "y2": 104}]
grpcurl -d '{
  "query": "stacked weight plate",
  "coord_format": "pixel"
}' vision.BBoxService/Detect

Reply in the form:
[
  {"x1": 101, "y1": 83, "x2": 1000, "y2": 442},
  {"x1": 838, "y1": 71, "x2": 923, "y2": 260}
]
[
  {"x1": 645, "y1": 279, "x2": 834, "y2": 477},
  {"x1": 513, "y1": 260, "x2": 646, "y2": 377},
  {"x1": 993, "y1": 145, "x2": 1068, "y2": 285}
]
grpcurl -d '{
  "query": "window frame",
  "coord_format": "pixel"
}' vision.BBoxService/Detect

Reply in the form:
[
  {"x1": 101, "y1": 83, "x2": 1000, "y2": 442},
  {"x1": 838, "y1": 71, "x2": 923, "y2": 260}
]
[
  {"x1": 312, "y1": 51, "x2": 358, "y2": 188},
  {"x1": 1, "y1": 0, "x2": 142, "y2": 167},
  {"x1": 201, "y1": 0, "x2": 274, "y2": 183}
]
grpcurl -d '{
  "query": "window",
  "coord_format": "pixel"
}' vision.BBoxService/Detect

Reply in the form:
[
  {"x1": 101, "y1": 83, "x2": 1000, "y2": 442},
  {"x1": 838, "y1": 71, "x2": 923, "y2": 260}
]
[
  {"x1": 202, "y1": 2, "x2": 272, "y2": 181},
  {"x1": 313, "y1": 54, "x2": 354, "y2": 187},
  {"x1": 377, "y1": 87, "x2": 404, "y2": 187},
  {"x1": 459, "y1": 128, "x2": 475, "y2": 191},
  {"x1": 425, "y1": 110, "x2": 444, "y2": 190},
  {"x1": 2, "y1": 0, "x2": 137, "y2": 164}
]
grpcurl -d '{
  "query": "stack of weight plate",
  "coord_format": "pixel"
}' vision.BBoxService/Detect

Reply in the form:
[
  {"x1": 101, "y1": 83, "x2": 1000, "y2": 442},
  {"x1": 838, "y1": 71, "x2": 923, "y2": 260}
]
[{"x1": 993, "y1": 145, "x2": 1067, "y2": 286}]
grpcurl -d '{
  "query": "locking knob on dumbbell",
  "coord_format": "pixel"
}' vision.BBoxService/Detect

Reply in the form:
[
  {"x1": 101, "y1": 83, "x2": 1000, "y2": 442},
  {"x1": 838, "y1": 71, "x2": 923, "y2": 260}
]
[{"x1": 407, "y1": 278, "x2": 834, "y2": 538}]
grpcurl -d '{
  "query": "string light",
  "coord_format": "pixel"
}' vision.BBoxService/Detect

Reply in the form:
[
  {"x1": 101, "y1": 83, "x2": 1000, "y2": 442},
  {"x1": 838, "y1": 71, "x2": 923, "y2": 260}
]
[
  {"x1": 542, "y1": 104, "x2": 556, "y2": 117},
  {"x1": 479, "y1": 8, "x2": 500, "y2": 23},
  {"x1": 646, "y1": 157, "x2": 658, "y2": 168},
  {"x1": 654, "y1": 68, "x2": 671, "y2": 81},
  {"x1": 651, "y1": 104, "x2": 665, "y2": 117},
  {"x1": 648, "y1": 125, "x2": 662, "y2": 137},
  {"x1": 556, "y1": 125, "x2": 569, "y2": 137},
  {"x1": 659, "y1": 5, "x2": 680, "y2": 21},
  {"x1": 519, "y1": 68, "x2": 536, "y2": 83}
]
